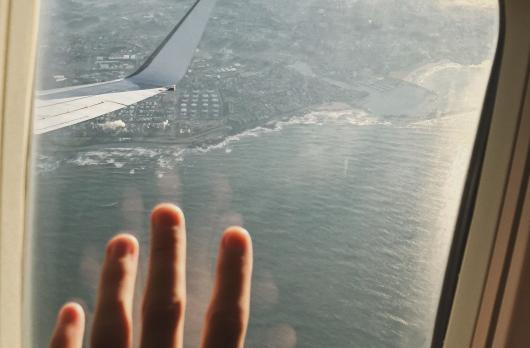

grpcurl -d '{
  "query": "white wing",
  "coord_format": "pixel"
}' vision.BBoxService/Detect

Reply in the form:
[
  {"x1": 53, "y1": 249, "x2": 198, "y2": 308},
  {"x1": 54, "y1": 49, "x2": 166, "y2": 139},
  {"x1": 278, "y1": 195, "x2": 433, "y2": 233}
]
[{"x1": 35, "y1": 0, "x2": 218, "y2": 135}]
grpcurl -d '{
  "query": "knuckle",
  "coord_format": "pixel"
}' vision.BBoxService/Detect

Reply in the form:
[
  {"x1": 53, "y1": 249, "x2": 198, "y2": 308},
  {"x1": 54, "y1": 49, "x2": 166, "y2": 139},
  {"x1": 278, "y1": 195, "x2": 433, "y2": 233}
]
[
  {"x1": 207, "y1": 304, "x2": 246, "y2": 334},
  {"x1": 102, "y1": 262, "x2": 127, "y2": 285},
  {"x1": 91, "y1": 303, "x2": 130, "y2": 347},
  {"x1": 150, "y1": 229, "x2": 184, "y2": 256},
  {"x1": 143, "y1": 298, "x2": 186, "y2": 324},
  {"x1": 150, "y1": 242, "x2": 177, "y2": 257}
]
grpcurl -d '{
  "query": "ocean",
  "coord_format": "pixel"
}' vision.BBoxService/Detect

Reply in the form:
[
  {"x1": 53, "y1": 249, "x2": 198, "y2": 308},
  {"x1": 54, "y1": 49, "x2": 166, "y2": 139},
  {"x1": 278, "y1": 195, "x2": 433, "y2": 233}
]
[{"x1": 30, "y1": 107, "x2": 478, "y2": 347}]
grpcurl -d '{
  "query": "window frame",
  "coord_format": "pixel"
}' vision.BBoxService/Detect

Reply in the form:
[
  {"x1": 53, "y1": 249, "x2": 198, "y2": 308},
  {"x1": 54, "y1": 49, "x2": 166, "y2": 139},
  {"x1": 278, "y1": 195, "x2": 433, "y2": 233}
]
[
  {"x1": 431, "y1": 0, "x2": 506, "y2": 345},
  {"x1": 435, "y1": 0, "x2": 530, "y2": 347},
  {"x1": 0, "y1": 0, "x2": 40, "y2": 346}
]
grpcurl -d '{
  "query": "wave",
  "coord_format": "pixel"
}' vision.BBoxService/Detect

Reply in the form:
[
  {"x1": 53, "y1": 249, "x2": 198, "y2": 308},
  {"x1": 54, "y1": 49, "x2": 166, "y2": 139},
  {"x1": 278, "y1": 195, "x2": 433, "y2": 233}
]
[
  {"x1": 407, "y1": 110, "x2": 480, "y2": 130},
  {"x1": 282, "y1": 108, "x2": 390, "y2": 127},
  {"x1": 190, "y1": 107, "x2": 388, "y2": 155},
  {"x1": 190, "y1": 125, "x2": 275, "y2": 155},
  {"x1": 35, "y1": 154, "x2": 61, "y2": 173},
  {"x1": 43, "y1": 146, "x2": 184, "y2": 173},
  {"x1": 66, "y1": 147, "x2": 162, "y2": 166},
  {"x1": 404, "y1": 59, "x2": 492, "y2": 113},
  {"x1": 37, "y1": 107, "x2": 385, "y2": 172}
]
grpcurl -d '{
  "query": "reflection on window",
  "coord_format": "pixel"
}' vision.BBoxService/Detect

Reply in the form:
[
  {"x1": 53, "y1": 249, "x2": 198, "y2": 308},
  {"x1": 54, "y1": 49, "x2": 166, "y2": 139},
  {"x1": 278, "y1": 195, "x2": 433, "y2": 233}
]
[{"x1": 30, "y1": 0, "x2": 498, "y2": 347}]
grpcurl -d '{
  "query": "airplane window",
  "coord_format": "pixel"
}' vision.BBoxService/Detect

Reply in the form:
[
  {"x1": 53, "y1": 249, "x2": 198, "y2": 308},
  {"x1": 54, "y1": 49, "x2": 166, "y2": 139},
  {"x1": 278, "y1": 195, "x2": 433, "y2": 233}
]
[{"x1": 29, "y1": 0, "x2": 499, "y2": 347}]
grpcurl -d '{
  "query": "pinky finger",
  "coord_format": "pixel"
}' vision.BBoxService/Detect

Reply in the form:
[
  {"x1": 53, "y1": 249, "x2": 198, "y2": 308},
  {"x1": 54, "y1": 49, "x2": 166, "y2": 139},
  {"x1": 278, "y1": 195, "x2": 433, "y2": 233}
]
[{"x1": 49, "y1": 302, "x2": 85, "y2": 348}]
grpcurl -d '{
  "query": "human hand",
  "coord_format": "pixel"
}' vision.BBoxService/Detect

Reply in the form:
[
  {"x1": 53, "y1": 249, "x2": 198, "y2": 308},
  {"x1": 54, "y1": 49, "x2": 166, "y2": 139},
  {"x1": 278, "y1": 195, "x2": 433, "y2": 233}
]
[{"x1": 49, "y1": 204, "x2": 253, "y2": 348}]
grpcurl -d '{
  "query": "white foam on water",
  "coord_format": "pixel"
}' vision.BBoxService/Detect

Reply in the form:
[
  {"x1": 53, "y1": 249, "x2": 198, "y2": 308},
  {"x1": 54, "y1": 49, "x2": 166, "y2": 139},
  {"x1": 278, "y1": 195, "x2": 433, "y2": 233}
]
[
  {"x1": 407, "y1": 110, "x2": 480, "y2": 130},
  {"x1": 35, "y1": 154, "x2": 62, "y2": 173},
  {"x1": 40, "y1": 107, "x2": 384, "y2": 172},
  {"x1": 190, "y1": 125, "x2": 275, "y2": 155},
  {"x1": 282, "y1": 108, "x2": 389, "y2": 127},
  {"x1": 69, "y1": 156, "x2": 100, "y2": 167},
  {"x1": 190, "y1": 107, "x2": 386, "y2": 155},
  {"x1": 64, "y1": 147, "x2": 174, "y2": 168},
  {"x1": 404, "y1": 59, "x2": 492, "y2": 113}
]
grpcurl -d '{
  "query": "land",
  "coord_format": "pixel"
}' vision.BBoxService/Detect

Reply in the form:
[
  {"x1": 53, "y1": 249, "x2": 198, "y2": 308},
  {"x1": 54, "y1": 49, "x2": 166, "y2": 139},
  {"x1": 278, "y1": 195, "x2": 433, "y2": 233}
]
[{"x1": 36, "y1": 0, "x2": 497, "y2": 148}]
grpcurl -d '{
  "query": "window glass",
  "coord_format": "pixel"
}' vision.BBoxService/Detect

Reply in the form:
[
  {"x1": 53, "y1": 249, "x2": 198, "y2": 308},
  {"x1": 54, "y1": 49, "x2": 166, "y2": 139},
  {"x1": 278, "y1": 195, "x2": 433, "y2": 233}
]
[
  {"x1": 36, "y1": 0, "x2": 197, "y2": 89},
  {"x1": 29, "y1": 0, "x2": 499, "y2": 347}
]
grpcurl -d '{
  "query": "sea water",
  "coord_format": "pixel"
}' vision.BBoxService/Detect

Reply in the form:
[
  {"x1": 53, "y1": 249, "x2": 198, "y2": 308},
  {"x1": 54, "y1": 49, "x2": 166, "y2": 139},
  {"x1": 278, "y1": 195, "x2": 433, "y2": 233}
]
[{"x1": 30, "y1": 108, "x2": 477, "y2": 347}]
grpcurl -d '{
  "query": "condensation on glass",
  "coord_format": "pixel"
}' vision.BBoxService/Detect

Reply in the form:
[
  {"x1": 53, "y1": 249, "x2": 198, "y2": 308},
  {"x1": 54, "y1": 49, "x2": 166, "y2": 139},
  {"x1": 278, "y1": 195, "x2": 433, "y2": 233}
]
[{"x1": 28, "y1": 0, "x2": 499, "y2": 347}]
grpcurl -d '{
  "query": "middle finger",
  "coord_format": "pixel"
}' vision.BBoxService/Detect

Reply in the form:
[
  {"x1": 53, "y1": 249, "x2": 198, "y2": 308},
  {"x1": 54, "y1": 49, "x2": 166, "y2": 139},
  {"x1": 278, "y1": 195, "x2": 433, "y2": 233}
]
[
  {"x1": 91, "y1": 234, "x2": 139, "y2": 348},
  {"x1": 140, "y1": 204, "x2": 187, "y2": 348}
]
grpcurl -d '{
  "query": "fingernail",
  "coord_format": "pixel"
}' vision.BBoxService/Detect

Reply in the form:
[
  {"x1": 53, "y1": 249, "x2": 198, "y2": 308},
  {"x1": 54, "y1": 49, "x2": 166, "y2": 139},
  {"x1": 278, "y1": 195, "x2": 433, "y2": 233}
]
[
  {"x1": 152, "y1": 204, "x2": 182, "y2": 227},
  {"x1": 61, "y1": 305, "x2": 79, "y2": 324},
  {"x1": 111, "y1": 238, "x2": 134, "y2": 258},
  {"x1": 223, "y1": 229, "x2": 248, "y2": 254}
]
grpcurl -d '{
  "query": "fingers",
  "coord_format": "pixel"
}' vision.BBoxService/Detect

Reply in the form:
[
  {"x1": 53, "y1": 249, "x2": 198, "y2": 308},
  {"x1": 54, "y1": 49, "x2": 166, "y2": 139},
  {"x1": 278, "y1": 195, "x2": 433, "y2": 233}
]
[
  {"x1": 50, "y1": 303, "x2": 85, "y2": 348},
  {"x1": 55, "y1": 205, "x2": 250, "y2": 348},
  {"x1": 91, "y1": 234, "x2": 139, "y2": 348},
  {"x1": 140, "y1": 204, "x2": 187, "y2": 348},
  {"x1": 201, "y1": 227, "x2": 253, "y2": 348}
]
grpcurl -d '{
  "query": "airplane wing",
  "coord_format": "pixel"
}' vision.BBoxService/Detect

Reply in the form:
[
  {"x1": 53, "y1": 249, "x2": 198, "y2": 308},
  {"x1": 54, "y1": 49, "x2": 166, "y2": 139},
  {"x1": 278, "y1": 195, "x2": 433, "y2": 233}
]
[{"x1": 34, "y1": 0, "x2": 218, "y2": 135}]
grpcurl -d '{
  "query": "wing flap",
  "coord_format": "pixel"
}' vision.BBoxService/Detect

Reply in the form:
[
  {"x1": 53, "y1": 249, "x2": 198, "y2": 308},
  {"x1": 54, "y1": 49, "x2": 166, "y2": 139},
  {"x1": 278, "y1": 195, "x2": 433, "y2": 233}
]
[{"x1": 35, "y1": 87, "x2": 164, "y2": 134}]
